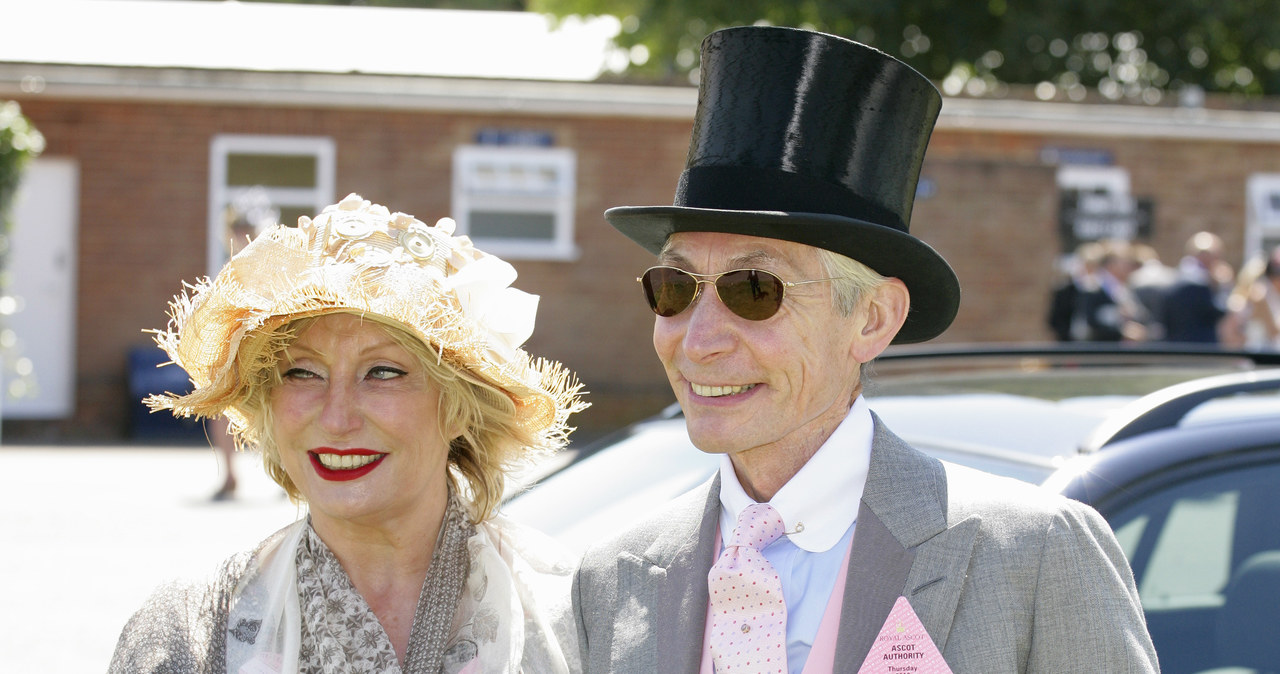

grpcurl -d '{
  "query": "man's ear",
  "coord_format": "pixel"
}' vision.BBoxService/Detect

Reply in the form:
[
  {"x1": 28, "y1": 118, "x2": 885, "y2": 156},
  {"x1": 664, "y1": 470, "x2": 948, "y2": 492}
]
[{"x1": 850, "y1": 278, "x2": 910, "y2": 363}]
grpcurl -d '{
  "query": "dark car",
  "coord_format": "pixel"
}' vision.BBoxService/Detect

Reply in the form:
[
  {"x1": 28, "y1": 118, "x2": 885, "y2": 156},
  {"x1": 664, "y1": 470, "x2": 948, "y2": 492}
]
[
  {"x1": 503, "y1": 345, "x2": 1280, "y2": 670},
  {"x1": 1042, "y1": 368, "x2": 1280, "y2": 674},
  {"x1": 505, "y1": 345, "x2": 1280, "y2": 548}
]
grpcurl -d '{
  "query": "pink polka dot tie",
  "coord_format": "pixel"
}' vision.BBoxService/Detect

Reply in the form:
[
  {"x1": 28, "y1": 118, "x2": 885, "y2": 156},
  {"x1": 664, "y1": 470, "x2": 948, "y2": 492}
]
[{"x1": 708, "y1": 502, "x2": 788, "y2": 673}]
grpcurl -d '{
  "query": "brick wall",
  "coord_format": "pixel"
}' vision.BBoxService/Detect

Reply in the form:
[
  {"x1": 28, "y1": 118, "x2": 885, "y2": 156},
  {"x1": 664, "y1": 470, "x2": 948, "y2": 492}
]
[
  {"x1": 915, "y1": 155, "x2": 1060, "y2": 342},
  {"x1": 6, "y1": 95, "x2": 1280, "y2": 441}
]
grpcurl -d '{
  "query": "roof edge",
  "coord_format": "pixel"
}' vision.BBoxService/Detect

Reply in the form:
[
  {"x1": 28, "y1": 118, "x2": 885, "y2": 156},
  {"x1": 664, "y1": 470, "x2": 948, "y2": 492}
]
[{"x1": 6, "y1": 62, "x2": 1280, "y2": 140}]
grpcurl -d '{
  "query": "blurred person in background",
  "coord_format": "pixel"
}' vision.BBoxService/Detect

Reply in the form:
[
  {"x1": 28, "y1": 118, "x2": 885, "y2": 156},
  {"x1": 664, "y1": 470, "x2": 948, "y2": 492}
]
[
  {"x1": 110, "y1": 195, "x2": 585, "y2": 673},
  {"x1": 208, "y1": 188, "x2": 280, "y2": 501},
  {"x1": 1161, "y1": 230, "x2": 1233, "y2": 344},
  {"x1": 1220, "y1": 246, "x2": 1280, "y2": 349},
  {"x1": 1127, "y1": 242, "x2": 1177, "y2": 340},
  {"x1": 1076, "y1": 239, "x2": 1152, "y2": 342},
  {"x1": 1046, "y1": 240, "x2": 1103, "y2": 341}
]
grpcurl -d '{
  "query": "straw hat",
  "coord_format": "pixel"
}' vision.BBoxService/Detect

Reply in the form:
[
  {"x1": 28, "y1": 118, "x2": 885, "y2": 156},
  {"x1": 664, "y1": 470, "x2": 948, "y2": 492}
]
[{"x1": 148, "y1": 194, "x2": 585, "y2": 451}]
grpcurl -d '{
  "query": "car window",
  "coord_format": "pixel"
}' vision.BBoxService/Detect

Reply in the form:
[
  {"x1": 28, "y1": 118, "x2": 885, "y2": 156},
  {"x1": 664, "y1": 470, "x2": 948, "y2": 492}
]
[
  {"x1": 1104, "y1": 457, "x2": 1280, "y2": 674},
  {"x1": 502, "y1": 419, "x2": 717, "y2": 552},
  {"x1": 1113, "y1": 491, "x2": 1237, "y2": 608}
]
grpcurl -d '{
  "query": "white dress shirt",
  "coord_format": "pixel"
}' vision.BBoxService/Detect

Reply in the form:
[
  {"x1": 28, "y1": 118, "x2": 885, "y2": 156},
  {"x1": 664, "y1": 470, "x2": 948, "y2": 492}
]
[{"x1": 717, "y1": 396, "x2": 873, "y2": 674}]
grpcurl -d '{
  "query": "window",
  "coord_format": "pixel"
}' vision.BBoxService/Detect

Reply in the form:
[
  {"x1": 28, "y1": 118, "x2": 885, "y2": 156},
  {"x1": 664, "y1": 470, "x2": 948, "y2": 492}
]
[
  {"x1": 451, "y1": 145, "x2": 578, "y2": 260},
  {"x1": 1107, "y1": 458, "x2": 1280, "y2": 673},
  {"x1": 1055, "y1": 165, "x2": 1151, "y2": 252},
  {"x1": 1114, "y1": 490, "x2": 1237, "y2": 608},
  {"x1": 208, "y1": 135, "x2": 335, "y2": 274},
  {"x1": 1246, "y1": 173, "x2": 1280, "y2": 260}
]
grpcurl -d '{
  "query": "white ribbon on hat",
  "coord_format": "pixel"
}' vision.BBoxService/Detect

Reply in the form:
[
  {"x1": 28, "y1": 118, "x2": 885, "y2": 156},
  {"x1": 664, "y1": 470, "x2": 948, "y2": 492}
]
[{"x1": 447, "y1": 254, "x2": 539, "y2": 358}]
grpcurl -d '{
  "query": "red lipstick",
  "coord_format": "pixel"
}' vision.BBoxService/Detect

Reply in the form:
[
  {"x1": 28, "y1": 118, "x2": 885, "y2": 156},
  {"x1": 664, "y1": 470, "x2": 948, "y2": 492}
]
[{"x1": 308, "y1": 448, "x2": 387, "y2": 482}]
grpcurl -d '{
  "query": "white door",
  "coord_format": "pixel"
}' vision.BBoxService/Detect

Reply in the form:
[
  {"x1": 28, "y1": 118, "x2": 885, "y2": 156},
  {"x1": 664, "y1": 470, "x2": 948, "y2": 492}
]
[{"x1": 2, "y1": 157, "x2": 78, "y2": 419}]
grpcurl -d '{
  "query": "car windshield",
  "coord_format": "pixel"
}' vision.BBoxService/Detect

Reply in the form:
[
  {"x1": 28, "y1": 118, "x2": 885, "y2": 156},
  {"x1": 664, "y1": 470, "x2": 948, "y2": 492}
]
[
  {"x1": 865, "y1": 363, "x2": 1247, "y2": 482},
  {"x1": 503, "y1": 347, "x2": 1278, "y2": 550}
]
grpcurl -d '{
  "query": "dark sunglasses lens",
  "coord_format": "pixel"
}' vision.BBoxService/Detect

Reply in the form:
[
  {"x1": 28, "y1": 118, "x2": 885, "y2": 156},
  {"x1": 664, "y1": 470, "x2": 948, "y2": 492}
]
[
  {"x1": 642, "y1": 267, "x2": 698, "y2": 317},
  {"x1": 717, "y1": 269, "x2": 785, "y2": 320}
]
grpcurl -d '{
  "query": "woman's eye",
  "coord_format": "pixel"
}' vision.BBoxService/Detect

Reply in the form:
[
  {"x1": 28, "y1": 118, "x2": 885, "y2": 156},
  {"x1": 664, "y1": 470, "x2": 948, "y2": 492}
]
[
  {"x1": 368, "y1": 366, "x2": 407, "y2": 380},
  {"x1": 282, "y1": 367, "x2": 319, "y2": 380}
]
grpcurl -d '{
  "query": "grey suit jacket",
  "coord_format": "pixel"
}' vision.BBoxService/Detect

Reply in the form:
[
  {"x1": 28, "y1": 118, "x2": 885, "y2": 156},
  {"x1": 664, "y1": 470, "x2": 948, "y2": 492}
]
[{"x1": 572, "y1": 416, "x2": 1159, "y2": 673}]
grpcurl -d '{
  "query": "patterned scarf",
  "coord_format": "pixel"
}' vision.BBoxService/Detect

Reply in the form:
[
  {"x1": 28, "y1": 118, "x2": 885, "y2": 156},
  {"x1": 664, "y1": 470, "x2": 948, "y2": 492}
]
[{"x1": 292, "y1": 494, "x2": 475, "y2": 673}]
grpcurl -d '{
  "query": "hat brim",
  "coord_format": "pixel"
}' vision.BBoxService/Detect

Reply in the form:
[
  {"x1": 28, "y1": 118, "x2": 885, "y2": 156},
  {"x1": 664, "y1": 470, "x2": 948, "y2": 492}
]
[{"x1": 606, "y1": 206, "x2": 960, "y2": 344}]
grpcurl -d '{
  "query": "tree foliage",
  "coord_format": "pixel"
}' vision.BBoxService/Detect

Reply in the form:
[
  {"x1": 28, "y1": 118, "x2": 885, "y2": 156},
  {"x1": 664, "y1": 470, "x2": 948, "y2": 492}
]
[
  {"x1": 531, "y1": 0, "x2": 1280, "y2": 102},
  {"x1": 229, "y1": 0, "x2": 525, "y2": 9},
  {"x1": 0, "y1": 101, "x2": 43, "y2": 239},
  {"x1": 0, "y1": 101, "x2": 44, "y2": 405}
]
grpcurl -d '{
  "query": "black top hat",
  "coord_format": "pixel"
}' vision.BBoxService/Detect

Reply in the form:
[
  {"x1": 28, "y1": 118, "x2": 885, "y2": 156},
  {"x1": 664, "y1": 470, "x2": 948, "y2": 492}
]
[{"x1": 606, "y1": 26, "x2": 960, "y2": 343}]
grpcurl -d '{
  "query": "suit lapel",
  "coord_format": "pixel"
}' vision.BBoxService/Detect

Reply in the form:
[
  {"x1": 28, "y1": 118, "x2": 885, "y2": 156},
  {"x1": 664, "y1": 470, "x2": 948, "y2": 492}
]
[
  {"x1": 834, "y1": 415, "x2": 977, "y2": 672},
  {"x1": 612, "y1": 475, "x2": 720, "y2": 672},
  {"x1": 901, "y1": 515, "x2": 980, "y2": 655},
  {"x1": 833, "y1": 502, "x2": 915, "y2": 672}
]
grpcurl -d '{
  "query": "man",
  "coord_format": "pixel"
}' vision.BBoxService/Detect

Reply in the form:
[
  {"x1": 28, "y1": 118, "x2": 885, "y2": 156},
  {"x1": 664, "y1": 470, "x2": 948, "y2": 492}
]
[
  {"x1": 1077, "y1": 239, "x2": 1151, "y2": 342},
  {"x1": 1162, "y1": 231, "x2": 1231, "y2": 343},
  {"x1": 573, "y1": 26, "x2": 1159, "y2": 673}
]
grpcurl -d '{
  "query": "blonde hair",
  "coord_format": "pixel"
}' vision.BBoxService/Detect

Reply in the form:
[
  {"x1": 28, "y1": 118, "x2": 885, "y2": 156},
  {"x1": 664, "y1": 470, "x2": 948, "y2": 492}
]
[{"x1": 234, "y1": 312, "x2": 538, "y2": 522}]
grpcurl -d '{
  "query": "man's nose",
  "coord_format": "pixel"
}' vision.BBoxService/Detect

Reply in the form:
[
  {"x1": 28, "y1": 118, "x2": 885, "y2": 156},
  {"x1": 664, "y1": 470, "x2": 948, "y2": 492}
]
[{"x1": 679, "y1": 282, "x2": 739, "y2": 361}]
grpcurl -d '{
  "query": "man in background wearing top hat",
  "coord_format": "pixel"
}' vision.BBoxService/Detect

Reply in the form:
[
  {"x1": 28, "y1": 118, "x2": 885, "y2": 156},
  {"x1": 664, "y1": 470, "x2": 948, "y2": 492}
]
[{"x1": 572, "y1": 26, "x2": 1158, "y2": 673}]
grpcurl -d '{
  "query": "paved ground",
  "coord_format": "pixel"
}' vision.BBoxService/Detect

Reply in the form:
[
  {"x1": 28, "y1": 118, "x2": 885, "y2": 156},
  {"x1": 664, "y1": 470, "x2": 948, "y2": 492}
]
[{"x1": 0, "y1": 444, "x2": 301, "y2": 672}]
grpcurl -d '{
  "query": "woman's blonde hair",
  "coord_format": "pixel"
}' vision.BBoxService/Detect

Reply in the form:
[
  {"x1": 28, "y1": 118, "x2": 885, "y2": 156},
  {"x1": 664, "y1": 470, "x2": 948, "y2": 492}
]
[{"x1": 233, "y1": 312, "x2": 538, "y2": 521}]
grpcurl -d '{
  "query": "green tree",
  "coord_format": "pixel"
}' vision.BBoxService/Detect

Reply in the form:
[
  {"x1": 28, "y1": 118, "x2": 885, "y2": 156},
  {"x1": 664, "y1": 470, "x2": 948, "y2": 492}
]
[
  {"x1": 0, "y1": 101, "x2": 44, "y2": 413},
  {"x1": 532, "y1": 0, "x2": 1280, "y2": 101},
  {"x1": 222, "y1": 0, "x2": 526, "y2": 9},
  {"x1": 0, "y1": 101, "x2": 43, "y2": 256}
]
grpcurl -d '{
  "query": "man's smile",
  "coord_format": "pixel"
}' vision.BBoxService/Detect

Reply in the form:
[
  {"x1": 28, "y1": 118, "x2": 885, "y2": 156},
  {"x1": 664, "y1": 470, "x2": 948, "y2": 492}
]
[{"x1": 690, "y1": 382, "x2": 757, "y2": 397}]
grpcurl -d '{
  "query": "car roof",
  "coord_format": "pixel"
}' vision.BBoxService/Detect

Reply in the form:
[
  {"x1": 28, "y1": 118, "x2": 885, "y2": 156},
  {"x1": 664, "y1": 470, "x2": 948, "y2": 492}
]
[
  {"x1": 505, "y1": 344, "x2": 1280, "y2": 547},
  {"x1": 1043, "y1": 367, "x2": 1280, "y2": 508},
  {"x1": 512, "y1": 344, "x2": 1280, "y2": 484},
  {"x1": 1079, "y1": 368, "x2": 1280, "y2": 450},
  {"x1": 1047, "y1": 419, "x2": 1280, "y2": 511}
]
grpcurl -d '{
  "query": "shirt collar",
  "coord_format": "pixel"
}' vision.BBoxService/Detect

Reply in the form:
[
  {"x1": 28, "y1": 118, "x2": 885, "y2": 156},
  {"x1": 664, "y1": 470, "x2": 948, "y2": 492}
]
[{"x1": 718, "y1": 396, "x2": 873, "y2": 553}]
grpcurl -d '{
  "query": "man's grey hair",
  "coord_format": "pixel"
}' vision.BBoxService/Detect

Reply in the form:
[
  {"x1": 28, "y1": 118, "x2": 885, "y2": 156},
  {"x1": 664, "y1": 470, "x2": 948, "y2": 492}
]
[
  {"x1": 816, "y1": 248, "x2": 892, "y2": 385},
  {"x1": 816, "y1": 247, "x2": 888, "y2": 316}
]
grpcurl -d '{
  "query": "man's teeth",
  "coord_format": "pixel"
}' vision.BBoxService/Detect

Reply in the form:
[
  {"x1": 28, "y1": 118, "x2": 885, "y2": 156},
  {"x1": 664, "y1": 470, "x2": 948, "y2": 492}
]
[
  {"x1": 691, "y1": 383, "x2": 755, "y2": 397},
  {"x1": 316, "y1": 453, "x2": 382, "y2": 470}
]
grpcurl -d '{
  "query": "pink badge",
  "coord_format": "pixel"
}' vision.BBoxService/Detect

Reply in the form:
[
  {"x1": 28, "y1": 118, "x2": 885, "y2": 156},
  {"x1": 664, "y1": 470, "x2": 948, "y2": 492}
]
[{"x1": 856, "y1": 596, "x2": 953, "y2": 674}]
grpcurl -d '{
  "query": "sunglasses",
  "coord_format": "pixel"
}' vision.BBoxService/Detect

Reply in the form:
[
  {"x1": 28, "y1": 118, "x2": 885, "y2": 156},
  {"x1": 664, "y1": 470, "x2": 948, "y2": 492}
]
[{"x1": 638, "y1": 266, "x2": 840, "y2": 321}]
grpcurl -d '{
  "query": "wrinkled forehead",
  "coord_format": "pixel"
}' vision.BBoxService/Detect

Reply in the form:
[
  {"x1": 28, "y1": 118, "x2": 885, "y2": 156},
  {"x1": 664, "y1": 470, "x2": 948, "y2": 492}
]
[
  {"x1": 270, "y1": 311, "x2": 429, "y2": 365},
  {"x1": 658, "y1": 231, "x2": 823, "y2": 274}
]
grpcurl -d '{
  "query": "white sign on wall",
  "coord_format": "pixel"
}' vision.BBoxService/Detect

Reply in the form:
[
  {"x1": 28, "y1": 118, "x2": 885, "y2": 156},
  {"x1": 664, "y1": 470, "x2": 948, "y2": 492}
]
[{"x1": 1246, "y1": 174, "x2": 1280, "y2": 261}]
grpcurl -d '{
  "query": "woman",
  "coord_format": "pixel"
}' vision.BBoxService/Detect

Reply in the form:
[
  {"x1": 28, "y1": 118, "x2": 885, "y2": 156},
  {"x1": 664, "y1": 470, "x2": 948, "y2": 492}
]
[
  {"x1": 1221, "y1": 246, "x2": 1280, "y2": 348},
  {"x1": 110, "y1": 194, "x2": 586, "y2": 673}
]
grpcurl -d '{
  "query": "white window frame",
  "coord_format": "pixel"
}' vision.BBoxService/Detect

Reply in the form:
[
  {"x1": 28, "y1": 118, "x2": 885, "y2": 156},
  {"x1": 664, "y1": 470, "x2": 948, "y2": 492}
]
[
  {"x1": 1056, "y1": 165, "x2": 1142, "y2": 245},
  {"x1": 208, "y1": 134, "x2": 336, "y2": 274},
  {"x1": 1246, "y1": 173, "x2": 1280, "y2": 261},
  {"x1": 1057, "y1": 165, "x2": 1131, "y2": 196},
  {"x1": 451, "y1": 145, "x2": 578, "y2": 261}
]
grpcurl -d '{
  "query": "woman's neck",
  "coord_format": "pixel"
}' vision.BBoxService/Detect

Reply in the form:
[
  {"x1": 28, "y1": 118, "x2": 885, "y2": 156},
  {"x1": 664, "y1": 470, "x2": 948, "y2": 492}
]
[{"x1": 308, "y1": 489, "x2": 450, "y2": 663}]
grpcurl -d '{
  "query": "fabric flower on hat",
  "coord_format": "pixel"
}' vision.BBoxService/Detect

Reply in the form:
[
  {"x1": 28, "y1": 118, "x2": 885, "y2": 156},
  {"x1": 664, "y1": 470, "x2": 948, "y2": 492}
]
[{"x1": 449, "y1": 254, "x2": 538, "y2": 362}]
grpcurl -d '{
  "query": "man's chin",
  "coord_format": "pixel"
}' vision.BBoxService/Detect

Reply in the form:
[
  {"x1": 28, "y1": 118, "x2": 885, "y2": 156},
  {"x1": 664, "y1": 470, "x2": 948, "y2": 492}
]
[
  {"x1": 683, "y1": 400, "x2": 774, "y2": 454},
  {"x1": 686, "y1": 422, "x2": 748, "y2": 456}
]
